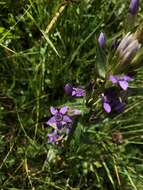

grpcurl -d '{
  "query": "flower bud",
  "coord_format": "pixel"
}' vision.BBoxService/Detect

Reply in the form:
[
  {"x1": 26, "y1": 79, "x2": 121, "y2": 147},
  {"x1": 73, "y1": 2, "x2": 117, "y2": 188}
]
[
  {"x1": 129, "y1": 0, "x2": 139, "y2": 15},
  {"x1": 98, "y1": 32, "x2": 106, "y2": 48},
  {"x1": 64, "y1": 83, "x2": 73, "y2": 96},
  {"x1": 116, "y1": 32, "x2": 141, "y2": 64}
]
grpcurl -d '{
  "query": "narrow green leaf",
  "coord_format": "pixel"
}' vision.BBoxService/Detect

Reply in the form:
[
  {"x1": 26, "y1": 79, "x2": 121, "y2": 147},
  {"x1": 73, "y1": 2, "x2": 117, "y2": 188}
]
[{"x1": 102, "y1": 161, "x2": 116, "y2": 190}]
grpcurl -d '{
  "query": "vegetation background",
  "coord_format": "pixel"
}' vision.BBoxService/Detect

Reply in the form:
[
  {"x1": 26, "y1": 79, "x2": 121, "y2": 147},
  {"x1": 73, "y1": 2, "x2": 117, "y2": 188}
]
[{"x1": 0, "y1": 0, "x2": 143, "y2": 189}]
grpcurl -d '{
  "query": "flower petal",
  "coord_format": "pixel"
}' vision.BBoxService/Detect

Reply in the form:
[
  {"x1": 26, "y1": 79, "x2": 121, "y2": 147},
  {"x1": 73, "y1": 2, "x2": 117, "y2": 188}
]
[
  {"x1": 50, "y1": 107, "x2": 58, "y2": 115},
  {"x1": 76, "y1": 88, "x2": 85, "y2": 97},
  {"x1": 117, "y1": 33, "x2": 133, "y2": 54},
  {"x1": 56, "y1": 122, "x2": 63, "y2": 129},
  {"x1": 72, "y1": 109, "x2": 81, "y2": 115},
  {"x1": 115, "y1": 102, "x2": 126, "y2": 113},
  {"x1": 60, "y1": 106, "x2": 68, "y2": 114},
  {"x1": 46, "y1": 116, "x2": 56, "y2": 127},
  {"x1": 119, "y1": 80, "x2": 128, "y2": 90},
  {"x1": 72, "y1": 90, "x2": 76, "y2": 96},
  {"x1": 103, "y1": 103, "x2": 111, "y2": 113},
  {"x1": 122, "y1": 75, "x2": 133, "y2": 81},
  {"x1": 63, "y1": 115, "x2": 72, "y2": 123},
  {"x1": 109, "y1": 75, "x2": 118, "y2": 84},
  {"x1": 48, "y1": 131, "x2": 60, "y2": 143},
  {"x1": 72, "y1": 87, "x2": 85, "y2": 97}
]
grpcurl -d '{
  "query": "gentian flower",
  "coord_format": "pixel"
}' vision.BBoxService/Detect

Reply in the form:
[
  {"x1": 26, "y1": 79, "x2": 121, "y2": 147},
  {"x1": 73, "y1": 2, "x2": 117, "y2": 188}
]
[
  {"x1": 47, "y1": 130, "x2": 60, "y2": 144},
  {"x1": 64, "y1": 84, "x2": 85, "y2": 97},
  {"x1": 101, "y1": 88, "x2": 126, "y2": 113},
  {"x1": 98, "y1": 32, "x2": 106, "y2": 48},
  {"x1": 116, "y1": 32, "x2": 141, "y2": 64},
  {"x1": 72, "y1": 87, "x2": 85, "y2": 97},
  {"x1": 129, "y1": 0, "x2": 139, "y2": 15},
  {"x1": 47, "y1": 106, "x2": 72, "y2": 129},
  {"x1": 109, "y1": 75, "x2": 133, "y2": 90}
]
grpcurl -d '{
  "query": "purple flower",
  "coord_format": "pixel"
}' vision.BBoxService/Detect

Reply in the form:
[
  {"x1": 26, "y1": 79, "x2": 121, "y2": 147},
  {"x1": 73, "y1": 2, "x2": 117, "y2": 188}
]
[
  {"x1": 101, "y1": 88, "x2": 126, "y2": 113},
  {"x1": 129, "y1": 0, "x2": 139, "y2": 15},
  {"x1": 109, "y1": 75, "x2": 133, "y2": 90},
  {"x1": 72, "y1": 87, "x2": 85, "y2": 97},
  {"x1": 47, "y1": 130, "x2": 60, "y2": 144},
  {"x1": 47, "y1": 106, "x2": 72, "y2": 129},
  {"x1": 98, "y1": 32, "x2": 106, "y2": 48},
  {"x1": 64, "y1": 84, "x2": 85, "y2": 97}
]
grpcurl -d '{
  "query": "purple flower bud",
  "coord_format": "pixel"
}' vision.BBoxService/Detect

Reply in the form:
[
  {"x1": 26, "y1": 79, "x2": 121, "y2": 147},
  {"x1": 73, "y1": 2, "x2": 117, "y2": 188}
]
[
  {"x1": 98, "y1": 32, "x2": 106, "y2": 48},
  {"x1": 129, "y1": 0, "x2": 139, "y2": 15},
  {"x1": 64, "y1": 83, "x2": 73, "y2": 96}
]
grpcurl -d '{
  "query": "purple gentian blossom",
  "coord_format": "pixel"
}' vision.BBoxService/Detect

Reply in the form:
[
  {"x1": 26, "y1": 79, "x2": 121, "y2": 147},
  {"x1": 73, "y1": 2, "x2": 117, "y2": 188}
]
[
  {"x1": 72, "y1": 87, "x2": 85, "y2": 97},
  {"x1": 47, "y1": 130, "x2": 60, "y2": 144},
  {"x1": 129, "y1": 0, "x2": 139, "y2": 15},
  {"x1": 109, "y1": 75, "x2": 133, "y2": 90},
  {"x1": 101, "y1": 88, "x2": 126, "y2": 113},
  {"x1": 64, "y1": 84, "x2": 85, "y2": 97},
  {"x1": 98, "y1": 32, "x2": 106, "y2": 48},
  {"x1": 47, "y1": 106, "x2": 72, "y2": 129}
]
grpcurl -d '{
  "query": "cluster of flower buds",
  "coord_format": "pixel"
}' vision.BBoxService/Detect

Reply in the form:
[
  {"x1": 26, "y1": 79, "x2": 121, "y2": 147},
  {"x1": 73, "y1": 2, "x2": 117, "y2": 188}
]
[
  {"x1": 117, "y1": 33, "x2": 141, "y2": 63},
  {"x1": 90, "y1": 0, "x2": 142, "y2": 114},
  {"x1": 96, "y1": 31, "x2": 140, "y2": 113},
  {"x1": 97, "y1": 31, "x2": 142, "y2": 75}
]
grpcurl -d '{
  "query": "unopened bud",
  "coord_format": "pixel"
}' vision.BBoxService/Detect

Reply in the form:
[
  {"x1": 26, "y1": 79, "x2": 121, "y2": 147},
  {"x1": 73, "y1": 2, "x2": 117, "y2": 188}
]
[
  {"x1": 129, "y1": 0, "x2": 139, "y2": 15},
  {"x1": 98, "y1": 32, "x2": 106, "y2": 48}
]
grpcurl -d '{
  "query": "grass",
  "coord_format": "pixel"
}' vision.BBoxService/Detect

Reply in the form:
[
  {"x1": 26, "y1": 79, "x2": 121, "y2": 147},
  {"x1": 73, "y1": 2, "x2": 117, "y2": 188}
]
[{"x1": 0, "y1": 0, "x2": 143, "y2": 189}]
